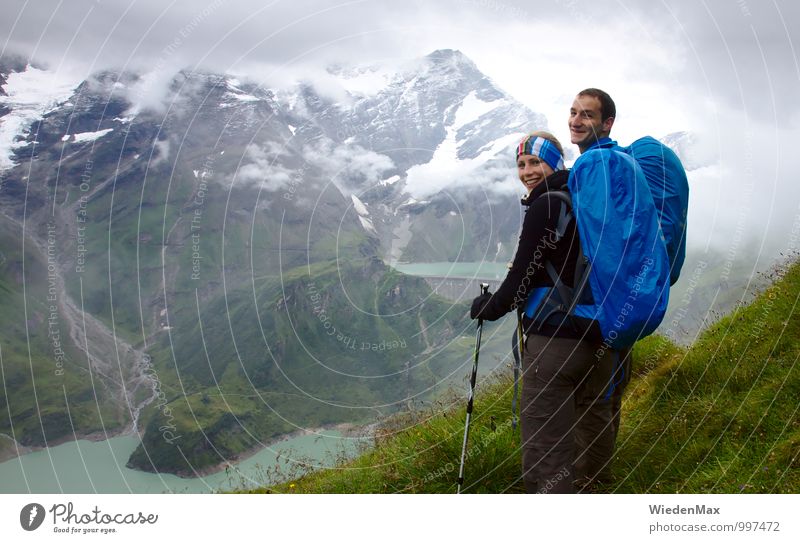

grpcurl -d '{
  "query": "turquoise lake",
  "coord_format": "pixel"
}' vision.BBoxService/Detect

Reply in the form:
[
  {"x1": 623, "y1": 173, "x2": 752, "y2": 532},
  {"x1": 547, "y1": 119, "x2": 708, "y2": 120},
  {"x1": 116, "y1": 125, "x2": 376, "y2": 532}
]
[{"x1": 0, "y1": 430, "x2": 364, "y2": 494}]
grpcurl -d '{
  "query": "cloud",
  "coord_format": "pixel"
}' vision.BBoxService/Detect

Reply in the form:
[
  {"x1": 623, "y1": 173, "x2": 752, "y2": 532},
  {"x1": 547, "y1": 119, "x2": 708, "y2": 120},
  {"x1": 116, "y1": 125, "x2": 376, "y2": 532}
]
[
  {"x1": 123, "y1": 60, "x2": 187, "y2": 115},
  {"x1": 4, "y1": 0, "x2": 799, "y2": 267},
  {"x1": 1, "y1": 0, "x2": 425, "y2": 79},
  {"x1": 685, "y1": 114, "x2": 800, "y2": 264},
  {"x1": 5, "y1": 1, "x2": 798, "y2": 133},
  {"x1": 236, "y1": 142, "x2": 295, "y2": 192},
  {"x1": 308, "y1": 139, "x2": 394, "y2": 195}
]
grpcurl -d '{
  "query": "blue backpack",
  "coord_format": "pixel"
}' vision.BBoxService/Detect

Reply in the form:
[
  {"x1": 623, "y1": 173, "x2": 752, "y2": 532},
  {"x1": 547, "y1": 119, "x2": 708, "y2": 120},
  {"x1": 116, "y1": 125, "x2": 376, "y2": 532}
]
[
  {"x1": 522, "y1": 139, "x2": 673, "y2": 350},
  {"x1": 620, "y1": 137, "x2": 689, "y2": 285}
]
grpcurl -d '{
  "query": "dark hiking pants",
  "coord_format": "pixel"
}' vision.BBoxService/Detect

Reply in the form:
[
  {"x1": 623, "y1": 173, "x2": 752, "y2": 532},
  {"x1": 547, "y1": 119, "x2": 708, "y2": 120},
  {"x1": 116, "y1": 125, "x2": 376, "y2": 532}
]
[{"x1": 520, "y1": 335, "x2": 629, "y2": 493}]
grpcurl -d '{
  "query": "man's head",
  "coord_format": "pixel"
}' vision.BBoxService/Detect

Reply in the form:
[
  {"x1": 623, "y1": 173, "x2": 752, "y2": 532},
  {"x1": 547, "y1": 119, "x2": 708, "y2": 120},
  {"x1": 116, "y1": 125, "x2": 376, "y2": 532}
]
[{"x1": 569, "y1": 88, "x2": 616, "y2": 153}]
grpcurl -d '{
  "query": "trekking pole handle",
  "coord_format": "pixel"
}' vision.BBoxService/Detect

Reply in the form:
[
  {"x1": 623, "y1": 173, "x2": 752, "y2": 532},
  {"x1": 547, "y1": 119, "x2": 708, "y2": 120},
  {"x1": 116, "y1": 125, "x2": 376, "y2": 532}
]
[{"x1": 478, "y1": 283, "x2": 489, "y2": 325}]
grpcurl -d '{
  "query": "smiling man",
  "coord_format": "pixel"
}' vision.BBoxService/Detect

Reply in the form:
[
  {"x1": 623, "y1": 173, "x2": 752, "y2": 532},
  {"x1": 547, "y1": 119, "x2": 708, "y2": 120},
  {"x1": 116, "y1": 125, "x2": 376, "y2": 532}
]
[{"x1": 569, "y1": 88, "x2": 616, "y2": 154}]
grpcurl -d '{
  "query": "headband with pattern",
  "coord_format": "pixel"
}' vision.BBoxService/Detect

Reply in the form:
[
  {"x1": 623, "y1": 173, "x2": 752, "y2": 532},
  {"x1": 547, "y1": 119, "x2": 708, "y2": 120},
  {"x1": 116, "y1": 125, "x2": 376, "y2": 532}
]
[{"x1": 516, "y1": 135, "x2": 565, "y2": 171}]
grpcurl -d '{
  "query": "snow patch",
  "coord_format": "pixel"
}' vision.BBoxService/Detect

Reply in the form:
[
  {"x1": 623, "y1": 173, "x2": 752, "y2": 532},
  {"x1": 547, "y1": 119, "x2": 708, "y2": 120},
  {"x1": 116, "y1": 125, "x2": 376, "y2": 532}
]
[
  {"x1": 71, "y1": 128, "x2": 114, "y2": 143},
  {"x1": 222, "y1": 78, "x2": 260, "y2": 104},
  {"x1": 453, "y1": 92, "x2": 503, "y2": 131},
  {"x1": 494, "y1": 241, "x2": 503, "y2": 261},
  {"x1": 351, "y1": 194, "x2": 370, "y2": 216},
  {"x1": 226, "y1": 91, "x2": 259, "y2": 102},
  {"x1": 358, "y1": 215, "x2": 377, "y2": 235},
  {"x1": 287, "y1": 124, "x2": 297, "y2": 135},
  {"x1": 404, "y1": 91, "x2": 521, "y2": 198},
  {"x1": 0, "y1": 65, "x2": 79, "y2": 170},
  {"x1": 405, "y1": 119, "x2": 521, "y2": 199},
  {"x1": 381, "y1": 175, "x2": 400, "y2": 186}
]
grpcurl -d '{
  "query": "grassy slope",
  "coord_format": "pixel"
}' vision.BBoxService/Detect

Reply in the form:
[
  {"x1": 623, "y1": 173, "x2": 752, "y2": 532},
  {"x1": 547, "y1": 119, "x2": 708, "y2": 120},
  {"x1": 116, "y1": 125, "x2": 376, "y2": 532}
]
[{"x1": 249, "y1": 260, "x2": 800, "y2": 493}]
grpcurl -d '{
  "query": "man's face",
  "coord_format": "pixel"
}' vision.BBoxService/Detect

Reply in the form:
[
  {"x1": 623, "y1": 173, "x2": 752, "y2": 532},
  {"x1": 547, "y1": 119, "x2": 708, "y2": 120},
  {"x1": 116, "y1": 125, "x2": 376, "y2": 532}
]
[{"x1": 568, "y1": 95, "x2": 614, "y2": 152}]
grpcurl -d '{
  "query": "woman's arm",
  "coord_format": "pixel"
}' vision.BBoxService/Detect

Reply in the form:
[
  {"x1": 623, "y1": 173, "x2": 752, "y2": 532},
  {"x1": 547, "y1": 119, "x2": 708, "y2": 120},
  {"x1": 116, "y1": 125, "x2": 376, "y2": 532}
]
[{"x1": 473, "y1": 196, "x2": 560, "y2": 321}]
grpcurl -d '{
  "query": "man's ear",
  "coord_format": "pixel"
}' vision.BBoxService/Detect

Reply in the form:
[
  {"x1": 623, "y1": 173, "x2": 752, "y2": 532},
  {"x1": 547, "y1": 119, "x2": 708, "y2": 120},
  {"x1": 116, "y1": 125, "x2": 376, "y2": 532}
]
[{"x1": 602, "y1": 116, "x2": 615, "y2": 134}]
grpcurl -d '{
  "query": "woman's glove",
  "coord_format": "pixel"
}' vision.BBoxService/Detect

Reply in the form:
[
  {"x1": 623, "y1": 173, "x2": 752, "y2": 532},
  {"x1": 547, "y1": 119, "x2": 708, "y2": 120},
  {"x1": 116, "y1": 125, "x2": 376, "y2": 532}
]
[{"x1": 470, "y1": 292, "x2": 493, "y2": 319}]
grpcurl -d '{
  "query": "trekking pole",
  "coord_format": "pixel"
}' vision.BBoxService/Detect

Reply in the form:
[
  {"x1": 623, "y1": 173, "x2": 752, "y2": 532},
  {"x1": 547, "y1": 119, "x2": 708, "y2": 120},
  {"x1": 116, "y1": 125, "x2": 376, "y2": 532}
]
[{"x1": 457, "y1": 282, "x2": 489, "y2": 494}]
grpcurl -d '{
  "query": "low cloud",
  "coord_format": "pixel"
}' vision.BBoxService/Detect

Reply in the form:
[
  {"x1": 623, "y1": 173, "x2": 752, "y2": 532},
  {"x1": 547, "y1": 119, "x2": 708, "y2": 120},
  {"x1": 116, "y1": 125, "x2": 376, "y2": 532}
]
[
  {"x1": 672, "y1": 106, "x2": 800, "y2": 273},
  {"x1": 236, "y1": 142, "x2": 295, "y2": 192},
  {"x1": 122, "y1": 59, "x2": 187, "y2": 115},
  {"x1": 308, "y1": 139, "x2": 394, "y2": 195}
]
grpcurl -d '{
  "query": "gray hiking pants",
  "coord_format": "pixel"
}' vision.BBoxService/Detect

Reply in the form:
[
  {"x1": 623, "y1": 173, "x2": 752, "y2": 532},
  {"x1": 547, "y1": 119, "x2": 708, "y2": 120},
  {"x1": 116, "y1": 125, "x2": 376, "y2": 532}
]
[{"x1": 520, "y1": 334, "x2": 630, "y2": 493}]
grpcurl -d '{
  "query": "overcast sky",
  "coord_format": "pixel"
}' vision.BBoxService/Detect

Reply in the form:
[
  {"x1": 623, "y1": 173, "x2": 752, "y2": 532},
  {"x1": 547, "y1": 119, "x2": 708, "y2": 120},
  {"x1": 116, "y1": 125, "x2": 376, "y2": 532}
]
[{"x1": 4, "y1": 0, "x2": 800, "y2": 261}]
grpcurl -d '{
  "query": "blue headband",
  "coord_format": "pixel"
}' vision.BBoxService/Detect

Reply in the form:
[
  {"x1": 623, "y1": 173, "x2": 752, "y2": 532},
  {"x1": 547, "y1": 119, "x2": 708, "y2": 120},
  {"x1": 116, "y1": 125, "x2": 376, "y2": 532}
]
[{"x1": 516, "y1": 135, "x2": 564, "y2": 171}]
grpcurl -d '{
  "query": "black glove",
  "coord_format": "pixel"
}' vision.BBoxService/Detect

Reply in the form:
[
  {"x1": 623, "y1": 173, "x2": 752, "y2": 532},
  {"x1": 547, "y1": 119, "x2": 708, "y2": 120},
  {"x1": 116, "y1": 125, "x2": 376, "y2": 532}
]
[{"x1": 470, "y1": 292, "x2": 493, "y2": 320}]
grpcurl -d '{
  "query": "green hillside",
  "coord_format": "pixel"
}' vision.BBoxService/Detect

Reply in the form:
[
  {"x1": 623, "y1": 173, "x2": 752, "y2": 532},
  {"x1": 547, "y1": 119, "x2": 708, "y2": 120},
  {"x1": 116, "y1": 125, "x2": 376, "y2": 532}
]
[
  {"x1": 247, "y1": 259, "x2": 800, "y2": 493},
  {"x1": 126, "y1": 257, "x2": 470, "y2": 475},
  {"x1": 0, "y1": 217, "x2": 125, "y2": 455}
]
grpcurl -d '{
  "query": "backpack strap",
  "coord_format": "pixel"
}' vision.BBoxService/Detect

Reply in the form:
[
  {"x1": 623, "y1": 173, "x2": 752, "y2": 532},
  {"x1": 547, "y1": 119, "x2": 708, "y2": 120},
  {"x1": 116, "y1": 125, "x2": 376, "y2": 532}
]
[{"x1": 524, "y1": 189, "x2": 587, "y2": 332}]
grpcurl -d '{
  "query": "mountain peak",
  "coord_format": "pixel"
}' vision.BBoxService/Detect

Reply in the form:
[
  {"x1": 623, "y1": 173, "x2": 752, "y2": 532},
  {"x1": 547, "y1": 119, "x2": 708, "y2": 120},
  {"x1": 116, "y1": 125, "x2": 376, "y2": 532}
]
[
  {"x1": 423, "y1": 49, "x2": 477, "y2": 70},
  {"x1": 425, "y1": 48, "x2": 468, "y2": 61}
]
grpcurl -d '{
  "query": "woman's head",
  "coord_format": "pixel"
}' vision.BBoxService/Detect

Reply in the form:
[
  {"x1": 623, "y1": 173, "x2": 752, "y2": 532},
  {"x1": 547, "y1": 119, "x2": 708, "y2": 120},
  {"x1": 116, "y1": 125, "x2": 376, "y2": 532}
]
[{"x1": 515, "y1": 131, "x2": 564, "y2": 193}]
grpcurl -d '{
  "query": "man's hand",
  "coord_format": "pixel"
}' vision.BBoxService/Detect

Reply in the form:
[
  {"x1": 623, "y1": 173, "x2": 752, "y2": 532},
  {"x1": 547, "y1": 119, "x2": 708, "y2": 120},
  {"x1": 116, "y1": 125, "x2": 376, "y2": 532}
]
[{"x1": 470, "y1": 292, "x2": 492, "y2": 319}]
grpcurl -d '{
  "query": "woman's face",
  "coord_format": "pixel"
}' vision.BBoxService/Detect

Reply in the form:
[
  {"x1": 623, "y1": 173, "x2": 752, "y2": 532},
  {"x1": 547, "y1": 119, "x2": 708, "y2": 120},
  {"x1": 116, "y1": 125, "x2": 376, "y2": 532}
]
[{"x1": 517, "y1": 154, "x2": 555, "y2": 193}]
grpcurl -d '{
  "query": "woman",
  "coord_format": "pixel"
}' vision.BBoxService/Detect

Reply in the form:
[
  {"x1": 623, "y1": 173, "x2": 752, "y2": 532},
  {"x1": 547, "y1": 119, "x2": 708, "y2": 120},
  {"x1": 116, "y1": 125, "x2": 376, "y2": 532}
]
[{"x1": 470, "y1": 131, "x2": 617, "y2": 493}]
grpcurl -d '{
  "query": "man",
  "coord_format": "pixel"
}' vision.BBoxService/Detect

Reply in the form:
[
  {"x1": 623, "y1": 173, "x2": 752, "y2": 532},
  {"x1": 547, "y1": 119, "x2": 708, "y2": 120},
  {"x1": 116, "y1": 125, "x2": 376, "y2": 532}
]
[
  {"x1": 568, "y1": 88, "x2": 633, "y2": 470},
  {"x1": 471, "y1": 88, "x2": 629, "y2": 493}
]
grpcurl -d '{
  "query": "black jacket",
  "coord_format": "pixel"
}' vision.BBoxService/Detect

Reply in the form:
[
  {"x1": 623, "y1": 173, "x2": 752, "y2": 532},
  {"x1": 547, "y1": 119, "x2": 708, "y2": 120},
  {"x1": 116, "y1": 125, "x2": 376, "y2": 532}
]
[{"x1": 476, "y1": 169, "x2": 590, "y2": 339}]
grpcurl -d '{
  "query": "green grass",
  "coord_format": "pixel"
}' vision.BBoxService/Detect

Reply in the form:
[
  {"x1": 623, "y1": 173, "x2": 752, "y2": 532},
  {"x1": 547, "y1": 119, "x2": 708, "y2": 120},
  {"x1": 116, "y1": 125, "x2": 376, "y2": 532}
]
[{"x1": 246, "y1": 260, "x2": 800, "y2": 493}]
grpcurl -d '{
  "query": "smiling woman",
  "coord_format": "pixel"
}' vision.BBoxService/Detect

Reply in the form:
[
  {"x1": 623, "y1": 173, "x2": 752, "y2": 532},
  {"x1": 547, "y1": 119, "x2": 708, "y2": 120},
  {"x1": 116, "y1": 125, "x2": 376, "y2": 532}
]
[{"x1": 515, "y1": 131, "x2": 564, "y2": 195}]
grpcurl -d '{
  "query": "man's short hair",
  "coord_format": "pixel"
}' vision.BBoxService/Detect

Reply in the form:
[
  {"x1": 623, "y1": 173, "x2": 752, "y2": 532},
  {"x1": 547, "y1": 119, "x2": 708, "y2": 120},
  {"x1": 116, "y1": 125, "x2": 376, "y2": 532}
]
[{"x1": 578, "y1": 88, "x2": 616, "y2": 121}]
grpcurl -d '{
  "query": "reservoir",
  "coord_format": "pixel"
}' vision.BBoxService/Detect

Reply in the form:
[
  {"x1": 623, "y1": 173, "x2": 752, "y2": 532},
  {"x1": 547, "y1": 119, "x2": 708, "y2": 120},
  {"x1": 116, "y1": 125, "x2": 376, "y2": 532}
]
[
  {"x1": 394, "y1": 261, "x2": 508, "y2": 279},
  {"x1": 0, "y1": 430, "x2": 363, "y2": 493}
]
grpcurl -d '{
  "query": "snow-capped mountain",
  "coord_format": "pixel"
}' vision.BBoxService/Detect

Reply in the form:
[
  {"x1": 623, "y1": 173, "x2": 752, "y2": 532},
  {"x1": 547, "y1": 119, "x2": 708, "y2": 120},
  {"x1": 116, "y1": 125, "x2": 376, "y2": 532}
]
[
  {"x1": 661, "y1": 130, "x2": 710, "y2": 171},
  {"x1": 1, "y1": 49, "x2": 546, "y2": 472},
  {"x1": 270, "y1": 49, "x2": 548, "y2": 263}
]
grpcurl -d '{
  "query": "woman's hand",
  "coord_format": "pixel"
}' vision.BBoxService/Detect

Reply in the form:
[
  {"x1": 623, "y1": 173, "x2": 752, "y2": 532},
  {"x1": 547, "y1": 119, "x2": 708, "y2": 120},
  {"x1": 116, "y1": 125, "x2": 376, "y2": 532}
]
[{"x1": 470, "y1": 292, "x2": 493, "y2": 319}]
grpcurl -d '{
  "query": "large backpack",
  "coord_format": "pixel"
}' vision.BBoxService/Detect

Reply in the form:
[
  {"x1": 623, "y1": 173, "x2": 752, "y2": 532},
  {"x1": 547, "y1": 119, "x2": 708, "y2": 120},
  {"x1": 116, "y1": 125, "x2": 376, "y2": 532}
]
[
  {"x1": 522, "y1": 141, "x2": 671, "y2": 350},
  {"x1": 619, "y1": 137, "x2": 689, "y2": 285}
]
